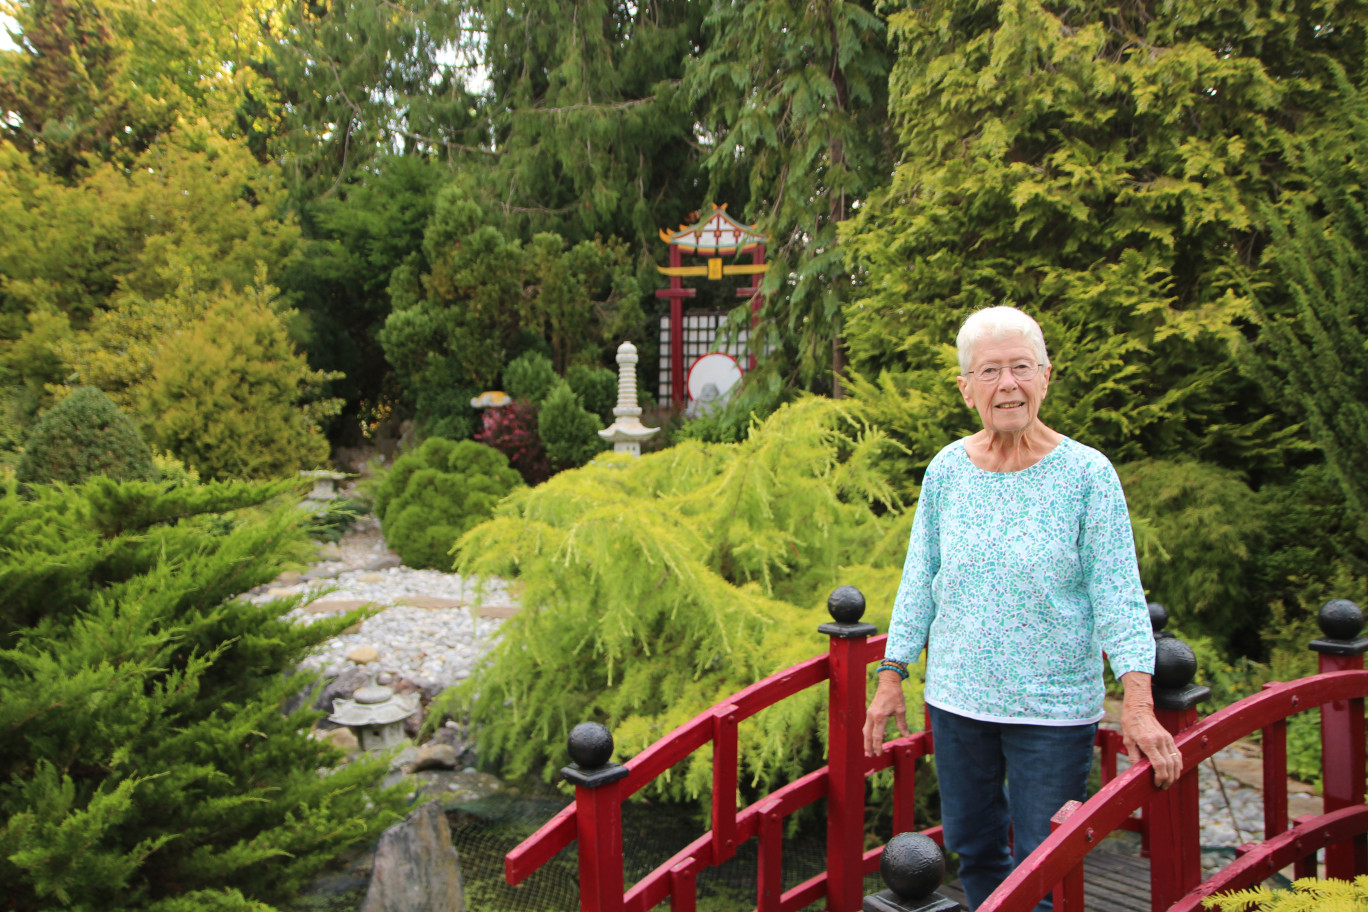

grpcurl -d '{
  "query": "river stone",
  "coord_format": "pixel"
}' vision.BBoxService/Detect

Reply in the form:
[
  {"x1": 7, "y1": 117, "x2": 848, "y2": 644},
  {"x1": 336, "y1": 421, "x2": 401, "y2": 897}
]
[
  {"x1": 410, "y1": 743, "x2": 459, "y2": 772},
  {"x1": 361, "y1": 801, "x2": 464, "y2": 912},
  {"x1": 347, "y1": 645, "x2": 381, "y2": 665},
  {"x1": 322, "y1": 727, "x2": 359, "y2": 752},
  {"x1": 313, "y1": 665, "x2": 371, "y2": 715}
]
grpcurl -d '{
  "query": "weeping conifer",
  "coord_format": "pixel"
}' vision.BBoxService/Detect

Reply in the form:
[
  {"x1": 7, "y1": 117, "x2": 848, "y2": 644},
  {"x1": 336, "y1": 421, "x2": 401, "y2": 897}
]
[{"x1": 435, "y1": 397, "x2": 916, "y2": 802}]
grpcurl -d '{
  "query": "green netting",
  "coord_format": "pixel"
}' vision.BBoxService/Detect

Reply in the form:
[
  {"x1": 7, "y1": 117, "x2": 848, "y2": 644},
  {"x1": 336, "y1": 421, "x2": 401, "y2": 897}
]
[{"x1": 452, "y1": 793, "x2": 882, "y2": 912}]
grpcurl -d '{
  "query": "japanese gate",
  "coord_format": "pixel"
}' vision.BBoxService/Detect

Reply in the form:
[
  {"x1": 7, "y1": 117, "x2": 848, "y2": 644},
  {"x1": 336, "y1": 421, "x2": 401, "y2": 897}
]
[
  {"x1": 505, "y1": 588, "x2": 1368, "y2": 912},
  {"x1": 655, "y1": 205, "x2": 768, "y2": 410}
]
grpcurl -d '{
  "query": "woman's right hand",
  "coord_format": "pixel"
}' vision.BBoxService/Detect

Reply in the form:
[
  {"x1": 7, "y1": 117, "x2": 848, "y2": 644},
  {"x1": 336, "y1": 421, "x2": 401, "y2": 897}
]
[{"x1": 862, "y1": 672, "x2": 911, "y2": 757}]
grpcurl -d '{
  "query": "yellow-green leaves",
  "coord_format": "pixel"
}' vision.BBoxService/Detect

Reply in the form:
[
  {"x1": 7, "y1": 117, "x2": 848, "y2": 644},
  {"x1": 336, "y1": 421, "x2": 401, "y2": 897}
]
[{"x1": 435, "y1": 397, "x2": 907, "y2": 799}]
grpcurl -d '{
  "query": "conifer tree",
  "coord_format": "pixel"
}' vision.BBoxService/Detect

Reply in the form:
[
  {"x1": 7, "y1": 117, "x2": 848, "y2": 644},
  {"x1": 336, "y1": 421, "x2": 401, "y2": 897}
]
[
  {"x1": 143, "y1": 287, "x2": 338, "y2": 480},
  {"x1": 380, "y1": 186, "x2": 639, "y2": 435},
  {"x1": 1256, "y1": 63, "x2": 1368, "y2": 544},
  {"x1": 479, "y1": 0, "x2": 708, "y2": 248},
  {"x1": 16, "y1": 386, "x2": 156, "y2": 486},
  {"x1": 0, "y1": 0, "x2": 273, "y2": 179},
  {"x1": 261, "y1": 0, "x2": 486, "y2": 198},
  {"x1": 537, "y1": 380, "x2": 605, "y2": 470},
  {"x1": 841, "y1": 0, "x2": 1368, "y2": 480},
  {"x1": 689, "y1": 0, "x2": 891, "y2": 394},
  {"x1": 435, "y1": 397, "x2": 911, "y2": 799},
  {"x1": 0, "y1": 477, "x2": 405, "y2": 911}
]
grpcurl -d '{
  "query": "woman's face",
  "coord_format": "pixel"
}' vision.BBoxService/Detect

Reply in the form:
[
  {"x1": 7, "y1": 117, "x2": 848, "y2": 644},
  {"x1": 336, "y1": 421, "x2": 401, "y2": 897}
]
[{"x1": 956, "y1": 337, "x2": 1052, "y2": 435}]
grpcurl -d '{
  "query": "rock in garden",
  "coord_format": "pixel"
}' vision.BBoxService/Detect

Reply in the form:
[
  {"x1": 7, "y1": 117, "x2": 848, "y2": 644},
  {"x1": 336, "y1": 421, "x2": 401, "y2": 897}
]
[
  {"x1": 322, "y1": 727, "x2": 359, "y2": 752},
  {"x1": 409, "y1": 743, "x2": 458, "y2": 772},
  {"x1": 347, "y1": 645, "x2": 380, "y2": 665},
  {"x1": 315, "y1": 542, "x2": 343, "y2": 561},
  {"x1": 313, "y1": 665, "x2": 371, "y2": 714},
  {"x1": 360, "y1": 801, "x2": 464, "y2": 912}
]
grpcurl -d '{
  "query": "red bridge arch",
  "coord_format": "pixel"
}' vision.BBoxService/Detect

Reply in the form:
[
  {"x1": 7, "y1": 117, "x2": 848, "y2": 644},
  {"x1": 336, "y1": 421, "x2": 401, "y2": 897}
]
[{"x1": 505, "y1": 591, "x2": 1368, "y2": 912}]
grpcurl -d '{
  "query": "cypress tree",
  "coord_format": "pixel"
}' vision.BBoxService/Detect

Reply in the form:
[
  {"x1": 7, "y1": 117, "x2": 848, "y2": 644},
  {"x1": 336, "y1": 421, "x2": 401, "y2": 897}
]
[
  {"x1": 688, "y1": 0, "x2": 891, "y2": 394},
  {"x1": 435, "y1": 397, "x2": 908, "y2": 799},
  {"x1": 537, "y1": 380, "x2": 606, "y2": 470}
]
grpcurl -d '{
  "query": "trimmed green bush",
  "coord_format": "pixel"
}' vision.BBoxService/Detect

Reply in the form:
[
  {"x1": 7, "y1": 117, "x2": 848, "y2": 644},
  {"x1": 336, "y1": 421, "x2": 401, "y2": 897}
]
[
  {"x1": 502, "y1": 351, "x2": 557, "y2": 405},
  {"x1": 566, "y1": 363, "x2": 618, "y2": 423},
  {"x1": 16, "y1": 386, "x2": 158, "y2": 486},
  {"x1": 0, "y1": 477, "x2": 406, "y2": 911},
  {"x1": 538, "y1": 380, "x2": 605, "y2": 471},
  {"x1": 375, "y1": 437, "x2": 523, "y2": 569}
]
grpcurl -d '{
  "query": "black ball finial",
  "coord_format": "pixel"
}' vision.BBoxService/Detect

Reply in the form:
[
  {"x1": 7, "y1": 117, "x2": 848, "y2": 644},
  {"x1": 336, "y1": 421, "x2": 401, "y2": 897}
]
[
  {"x1": 1153, "y1": 636, "x2": 1197, "y2": 690},
  {"x1": 567, "y1": 722, "x2": 614, "y2": 769},
  {"x1": 1148, "y1": 602, "x2": 1169, "y2": 634},
  {"x1": 828, "y1": 586, "x2": 866, "y2": 624},
  {"x1": 879, "y1": 832, "x2": 945, "y2": 901},
  {"x1": 1319, "y1": 599, "x2": 1365, "y2": 641}
]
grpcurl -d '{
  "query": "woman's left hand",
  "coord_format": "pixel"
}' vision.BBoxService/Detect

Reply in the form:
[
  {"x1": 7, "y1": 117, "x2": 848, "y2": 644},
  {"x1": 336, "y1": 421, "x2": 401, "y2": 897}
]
[{"x1": 1119, "y1": 672, "x2": 1182, "y2": 789}]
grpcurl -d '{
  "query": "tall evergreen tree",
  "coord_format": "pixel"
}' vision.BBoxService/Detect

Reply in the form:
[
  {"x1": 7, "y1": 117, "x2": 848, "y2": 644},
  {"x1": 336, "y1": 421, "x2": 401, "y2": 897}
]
[
  {"x1": 279, "y1": 154, "x2": 451, "y2": 429},
  {"x1": 689, "y1": 0, "x2": 891, "y2": 395},
  {"x1": 842, "y1": 0, "x2": 1367, "y2": 480},
  {"x1": 261, "y1": 0, "x2": 487, "y2": 199},
  {"x1": 1256, "y1": 63, "x2": 1368, "y2": 544},
  {"x1": 0, "y1": 0, "x2": 271, "y2": 179},
  {"x1": 480, "y1": 0, "x2": 709, "y2": 250}
]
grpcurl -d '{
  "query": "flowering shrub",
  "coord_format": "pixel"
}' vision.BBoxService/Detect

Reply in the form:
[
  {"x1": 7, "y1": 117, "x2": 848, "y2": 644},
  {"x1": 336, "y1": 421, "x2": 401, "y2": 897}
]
[{"x1": 474, "y1": 400, "x2": 552, "y2": 485}]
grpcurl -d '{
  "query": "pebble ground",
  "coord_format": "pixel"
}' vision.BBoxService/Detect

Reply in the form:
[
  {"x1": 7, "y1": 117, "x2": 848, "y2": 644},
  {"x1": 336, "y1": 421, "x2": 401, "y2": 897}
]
[{"x1": 246, "y1": 515, "x2": 514, "y2": 690}]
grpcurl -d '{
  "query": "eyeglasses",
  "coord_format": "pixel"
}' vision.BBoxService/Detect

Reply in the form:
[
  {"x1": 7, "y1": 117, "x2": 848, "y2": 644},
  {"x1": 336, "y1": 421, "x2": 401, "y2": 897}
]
[{"x1": 965, "y1": 362, "x2": 1043, "y2": 384}]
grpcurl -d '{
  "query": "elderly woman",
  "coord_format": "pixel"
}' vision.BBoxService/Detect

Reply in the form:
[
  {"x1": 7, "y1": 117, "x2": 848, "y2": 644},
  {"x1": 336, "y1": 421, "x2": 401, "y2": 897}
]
[{"x1": 862, "y1": 306, "x2": 1181, "y2": 911}]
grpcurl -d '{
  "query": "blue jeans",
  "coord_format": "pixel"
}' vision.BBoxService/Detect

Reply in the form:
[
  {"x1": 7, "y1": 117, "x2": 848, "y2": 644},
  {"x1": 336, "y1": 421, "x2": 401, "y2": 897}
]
[{"x1": 928, "y1": 704, "x2": 1096, "y2": 912}]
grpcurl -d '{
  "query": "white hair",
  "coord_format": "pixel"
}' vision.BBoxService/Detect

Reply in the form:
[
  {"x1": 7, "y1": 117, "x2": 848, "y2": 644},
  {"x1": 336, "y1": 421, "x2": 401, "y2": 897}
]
[{"x1": 956, "y1": 306, "x2": 1050, "y2": 374}]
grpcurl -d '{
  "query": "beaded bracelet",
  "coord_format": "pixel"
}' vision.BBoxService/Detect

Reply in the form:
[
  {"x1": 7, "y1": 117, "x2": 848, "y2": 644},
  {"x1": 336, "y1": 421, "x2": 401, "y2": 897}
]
[{"x1": 876, "y1": 660, "x2": 909, "y2": 681}]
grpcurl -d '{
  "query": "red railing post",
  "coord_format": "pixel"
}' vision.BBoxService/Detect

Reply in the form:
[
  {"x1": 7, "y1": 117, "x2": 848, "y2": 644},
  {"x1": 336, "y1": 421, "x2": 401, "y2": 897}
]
[
  {"x1": 1148, "y1": 633, "x2": 1210, "y2": 912},
  {"x1": 1310, "y1": 598, "x2": 1368, "y2": 880},
  {"x1": 1259, "y1": 682, "x2": 1289, "y2": 843},
  {"x1": 563, "y1": 722, "x2": 631, "y2": 912},
  {"x1": 1050, "y1": 801, "x2": 1086, "y2": 912},
  {"x1": 820, "y1": 585, "x2": 878, "y2": 912}
]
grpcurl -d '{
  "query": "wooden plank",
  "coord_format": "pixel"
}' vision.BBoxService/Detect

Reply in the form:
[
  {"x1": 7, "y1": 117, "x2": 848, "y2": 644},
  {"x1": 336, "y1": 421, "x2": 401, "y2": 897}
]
[{"x1": 943, "y1": 854, "x2": 1152, "y2": 912}]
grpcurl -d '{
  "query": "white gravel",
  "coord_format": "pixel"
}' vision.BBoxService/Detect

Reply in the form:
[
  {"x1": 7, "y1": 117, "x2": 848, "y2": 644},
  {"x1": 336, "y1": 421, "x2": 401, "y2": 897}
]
[{"x1": 245, "y1": 513, "x2": 516, "y2": 691}]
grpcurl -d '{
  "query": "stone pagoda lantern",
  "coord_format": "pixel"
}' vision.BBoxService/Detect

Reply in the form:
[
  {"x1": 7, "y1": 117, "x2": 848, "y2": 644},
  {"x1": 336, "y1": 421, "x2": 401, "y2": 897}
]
[
  {"x1": 598, "y1": 341, "x2": 659, "y2": 456},
  {"x1": 329, "y1": 671, "x2": 420, "y2": 753}
]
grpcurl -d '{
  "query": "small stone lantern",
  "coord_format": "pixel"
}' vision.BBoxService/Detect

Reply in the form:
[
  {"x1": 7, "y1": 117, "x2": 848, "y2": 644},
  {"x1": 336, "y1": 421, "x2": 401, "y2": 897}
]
[
  {"x1": 329, "y1": 672, "x2": 420, "y2": 753},
  {"x1": 598, "y1": 341, "x2": 659, "y2": 456}
]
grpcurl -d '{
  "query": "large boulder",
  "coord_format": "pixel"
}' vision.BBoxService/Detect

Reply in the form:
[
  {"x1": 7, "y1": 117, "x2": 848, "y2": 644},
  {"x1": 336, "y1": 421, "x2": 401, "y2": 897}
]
[{"x1": 361, "y1": 801, "x2": 464, "y2": 912}]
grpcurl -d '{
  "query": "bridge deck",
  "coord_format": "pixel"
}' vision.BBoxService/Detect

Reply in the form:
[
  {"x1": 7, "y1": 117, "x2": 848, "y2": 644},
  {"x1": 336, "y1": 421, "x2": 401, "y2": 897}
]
[{"x1": 938, "y1": 852, "x2": 1150, "y2": 912}]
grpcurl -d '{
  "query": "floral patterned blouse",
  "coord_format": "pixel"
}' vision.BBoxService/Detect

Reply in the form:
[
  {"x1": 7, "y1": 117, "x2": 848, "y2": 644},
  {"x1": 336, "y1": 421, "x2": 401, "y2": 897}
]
[{"x1": 885, "y1": 437, "x2": 1155, "y2": 725}]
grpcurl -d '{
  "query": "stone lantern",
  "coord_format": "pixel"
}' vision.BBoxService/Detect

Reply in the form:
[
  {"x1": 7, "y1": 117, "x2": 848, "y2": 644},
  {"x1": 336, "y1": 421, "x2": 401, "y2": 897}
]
[
  {"x1": 329, "y1": 671, "x2": 420, "y2": 753},
  {"x1": 598, "y1": 341, "x2": 659, "y2": 456}
]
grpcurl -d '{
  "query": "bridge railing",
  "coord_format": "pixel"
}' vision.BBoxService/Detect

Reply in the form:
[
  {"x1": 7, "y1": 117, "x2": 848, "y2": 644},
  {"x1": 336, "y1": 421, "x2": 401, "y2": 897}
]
[
  {"x1": 990, "y1": 598, "x2": 1368, "y2": 912},
  {"x1": 505, "y1": 590, "x2": 1368, "y2": 912}
]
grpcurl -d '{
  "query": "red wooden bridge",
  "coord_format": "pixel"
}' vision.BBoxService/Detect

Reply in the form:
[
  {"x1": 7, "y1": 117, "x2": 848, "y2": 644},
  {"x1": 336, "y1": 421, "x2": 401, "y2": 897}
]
[{"x1": 504, "y1": 589, "x2": 1368, "y2": 912}]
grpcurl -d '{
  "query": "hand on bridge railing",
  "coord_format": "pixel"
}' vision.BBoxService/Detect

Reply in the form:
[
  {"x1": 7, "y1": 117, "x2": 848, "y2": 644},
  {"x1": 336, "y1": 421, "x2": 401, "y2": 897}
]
[
  {"x1": 1118, "y1": 671, "x2": 1181, "y2": 789},
  {"x1": 863, "y1": 674, "x2": 911, "y2": 758}
]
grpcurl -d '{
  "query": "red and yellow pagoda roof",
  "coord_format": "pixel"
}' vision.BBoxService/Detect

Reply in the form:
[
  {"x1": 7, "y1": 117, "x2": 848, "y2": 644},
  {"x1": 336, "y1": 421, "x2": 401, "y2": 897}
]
[{"x1": 659, "y1": 204, "x2": 766, "y2": 256}]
